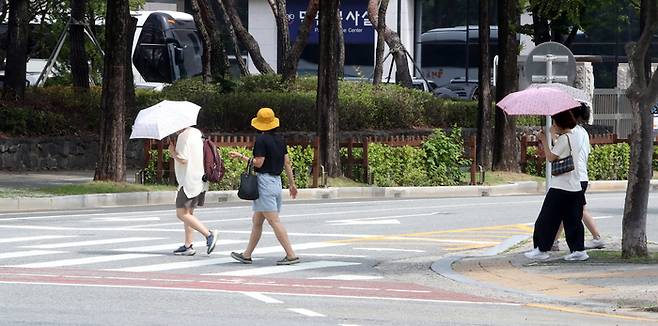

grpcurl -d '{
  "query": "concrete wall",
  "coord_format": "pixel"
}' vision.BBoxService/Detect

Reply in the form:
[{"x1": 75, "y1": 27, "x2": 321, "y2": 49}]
[
  {"x1": 0, "y1": 137, "x2": 145, "y2": 171},
  {"x1": 143, "y1": 0, "x2": 178, "y2": 11}
]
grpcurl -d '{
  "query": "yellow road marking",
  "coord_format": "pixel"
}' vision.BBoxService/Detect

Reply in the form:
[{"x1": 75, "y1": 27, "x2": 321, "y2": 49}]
[{"x1": 527, "y1": 303, "x2": 658, "y2": 322}]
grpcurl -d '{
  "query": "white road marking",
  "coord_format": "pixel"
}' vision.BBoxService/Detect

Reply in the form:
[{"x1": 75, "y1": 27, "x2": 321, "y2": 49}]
[
  {"x1": 524, "y1": 215, "x2": 615, "y2": 225},
  {"x1": 242, "y1": 292, "x2": 283, "y2": 304},
  {"x1": 10, "y1": 253, "x2": 160, "y2": 268},
  {"x1": 113, "y1": 239, "x2": 246, "y2": 253},
  {"x1": 0, "y1": 250, "x2": 65, "y2": 260},
  {"x1": 88, "y1": 217, "x2": 161, "y2": 223},
  {"x1": 0, "y1": 235, "x2": 76, "y2": 244},
  {"x1": 109, "y1": 257, "x2": 238, "y2": 272},
  {"x1": 353, "y1": 247, "x2": 425, "y2": 253},
  {"x1": 309, "y1": 274, "x2": 382, "y2": 281},
  {"x1": 208, "y1": 261, "x2": 360, "y2": 277},
  {"x1": 301, "y1": 253, "x2": 367, "y2": 258},
  {"x1": 287, "y1": 308, "x2": 326, "y2": 317},
  {"x1": 328, "y1": 219, "x2": 401, "y2": 226},
  {"x1": 22, "y1": 237, "x2": 164, "y2": 249}
]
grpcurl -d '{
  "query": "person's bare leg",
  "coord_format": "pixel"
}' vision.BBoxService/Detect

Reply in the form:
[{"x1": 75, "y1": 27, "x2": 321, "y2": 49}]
[
  {"x1": 184, "y1": 223, "x2": 195, "y2": 246},
  {"x1": 582, "y1": 207, "x2": 601, "y2": 239},
  {"x1": 263, "y1": 212, "x2": 296, "y2": 258},
  {"x1": 243, "y1": 213, "x2": 266, "y2": 258},
  {"x1": 176, "y1": 208, "x2": 210, "y2": 238}
]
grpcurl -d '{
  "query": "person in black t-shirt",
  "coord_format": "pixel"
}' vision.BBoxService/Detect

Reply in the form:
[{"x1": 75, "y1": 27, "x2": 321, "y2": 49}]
[{"x1": 228, "y1": 108, "x2": 299, "y2": 265}]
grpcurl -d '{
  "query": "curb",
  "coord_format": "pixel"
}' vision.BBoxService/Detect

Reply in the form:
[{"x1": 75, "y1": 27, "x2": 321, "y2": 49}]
[
  {"x1": 430, "y1": 235, "x2": 611, "y2": 308},
  {"x1": 0, "y1": 180, "x2": 649, "y2": 212}
]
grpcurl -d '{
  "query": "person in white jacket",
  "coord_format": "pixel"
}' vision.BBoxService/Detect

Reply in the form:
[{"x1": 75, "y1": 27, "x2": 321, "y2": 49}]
[{"x1": 168, "y1": 126, "x2": 218, "y2": 256}]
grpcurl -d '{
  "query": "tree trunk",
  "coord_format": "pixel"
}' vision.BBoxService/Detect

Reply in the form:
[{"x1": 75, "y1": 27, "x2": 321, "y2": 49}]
[
  {"x1": 199, "y1": 0, "x2": 229, "y2": 80},
  {"x1": 95, "y1": 0, "x2": 135, "y2": 182},
  {"x1": 337, "y1": 8, "x2": 344, "y2": 78},
  {"x1": 530, "y1": 5, "x2": 551, "y2": 44},
  {"x1": 366, "y1": 0, "x2": 412, "y2": 87},
  {"x1": 213, "y1": 0, "x2": 249, "y2": 76},
  {"x1": 282, "y1": 0, "x2": 319, "y2": 82},
  {"x1": 621, "y1": 0, "x2": 658, "y2": 258},
  {"x1": 190, "y1": 0, "x2": 213, "y2": 83},
  {"x1": 268, "y1": 0, "x2": 291, "y2": 74},
  {"x1": 4, "y1": 0, "x2": 28, "y2": 100},
  {"x1": 493, "y1": 0, "x2": 519, "y2": 172},
  {"x1": 70, "y1": 0, "x2": 90, "y2": 90},
  {"x1": 477, "y1": 0, "x2": 493, "y2": 169},
  {"x1": 221, "y1": 0, "x2": 275, "y2": 74},
  {"x1": 316, "y1": 0, "x2": 341, "y2": 177},
  {"x1": 372, "y1": 0, "x2": 388, "y2": 85}
]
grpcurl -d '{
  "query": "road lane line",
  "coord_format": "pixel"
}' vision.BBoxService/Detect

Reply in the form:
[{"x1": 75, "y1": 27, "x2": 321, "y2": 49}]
[
  {"x1": 0, "y1": 235, "x2": 77, "y2": 243},
  {"x1": 109, "y1": 257, "x2": 238, "y2": 272},
  {"x1": 0, "y1": 250, "x2": 66, "y2": 260},
  {"x1": 207, "y1": 261, "x2": 360, "y2": 277},
  {"x1": 287, "y1": 308, "x2": 326, "y2": 317},
  {"x1": 353, "y1": 248, "x2": 425, "y2": 253},
  {"x1": 10, "y1": 253, "x2": 160, "y2": 268},
  {"x1": 113, "y1": 239, "x2": 246, "y2": 253},
  {"x1": 309, "y1": 275, "x2": 382, "y2": 281},
  {"x1": 243, "y1": 292, "x2": 283, "y2": 304},
  {"x1": 22, "y1": 237, "x2": 164, "y2": 249}
]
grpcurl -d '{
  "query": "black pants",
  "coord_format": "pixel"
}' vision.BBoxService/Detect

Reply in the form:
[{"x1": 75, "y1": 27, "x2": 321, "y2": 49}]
[{"x1": 532, "y1": 188, "x2": 585, "y2": 252}]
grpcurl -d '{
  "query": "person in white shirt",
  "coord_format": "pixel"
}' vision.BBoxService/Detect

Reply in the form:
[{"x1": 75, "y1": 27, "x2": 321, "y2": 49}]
[
  {"x1": 168, "y1": 126, "x2": 218, "y2": 256},
  {"x1": 525, "y1": 110, "x2": 588, "y2": 261},
  {"x1": 552, "y1": 105, "x2": 605, "y2": 251}
]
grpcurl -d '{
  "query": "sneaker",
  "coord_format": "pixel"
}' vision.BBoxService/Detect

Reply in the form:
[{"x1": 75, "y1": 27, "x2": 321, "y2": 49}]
[
  {"x1": 586, "y1": 237, "x2": 605, "y2": 249},
  {"x1": 564, "y1": 251, "x2": 589, "y2": 261},
  {"x1": 550, "y1": 240, "x2": 560, "y2": 252},
  {"x1": 173, "y1": 244, "x2": 195, "y2": 256},
  {"x1": 206, "y1": 230, "x2": 219, "y2": 255},
  {"x1": 276, "y1": 256, "x2": 300, "y2": 265},
  {"x1": 524, "y1": 247, "x2": 550, "y2": 260},
  {"x1": 230, "y1": 252, "x2": 252, "y2": 264}
]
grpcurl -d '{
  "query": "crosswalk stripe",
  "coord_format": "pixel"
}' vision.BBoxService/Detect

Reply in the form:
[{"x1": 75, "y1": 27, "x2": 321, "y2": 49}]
[
  {"x1": 113, "y1": 239, "x2": 247, "y2": 253},
  {"x1": 207, "y1": 261, "x2": 360, "y2": 277},
  {"x1": 0, "y1": 235, "x2": 77, "y2": 244},
  {"x1": 22, "y1": 237, "x2": 164, "y2": 249},
  {"x1": 111, "y1": 242, "x2": 346, "y2": 273},
  {"x1": 0, "y1": 250, "x2": 66, "y2": 260},
  {"x1": 109, "y1": 257, "x2": 237, "y2": 272},
  {"x1": 11, "y1": 254, "x2": 160, "y2": 268}
]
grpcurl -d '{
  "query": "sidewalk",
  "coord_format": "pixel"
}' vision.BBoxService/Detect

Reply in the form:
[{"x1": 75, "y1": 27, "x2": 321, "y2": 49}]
[
  {"x1": 433, "y1": 236, "x2": 658, "y2": 321},
  {"x1": 1, "y1": 170, "x2": 654, "y2": 212}
]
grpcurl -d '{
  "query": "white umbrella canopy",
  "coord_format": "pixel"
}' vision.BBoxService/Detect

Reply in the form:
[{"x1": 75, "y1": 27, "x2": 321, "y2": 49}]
[
  {"x1": 129, "y1": 100, "x2": 201, "y2": 140},
  {"x1": 528, "y1": 83, "x2": 591, "y2": 107}
]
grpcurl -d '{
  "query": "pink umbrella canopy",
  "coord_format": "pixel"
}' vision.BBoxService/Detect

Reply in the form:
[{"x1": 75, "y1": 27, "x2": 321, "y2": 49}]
[{"x1": 496, "y1": 87, "x2": 582, "y2": 116}]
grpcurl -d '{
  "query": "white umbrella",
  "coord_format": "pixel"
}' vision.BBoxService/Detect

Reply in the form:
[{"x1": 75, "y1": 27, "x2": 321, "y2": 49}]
[
  {"x1": 129, "y1": 100, "x2": 201, "y2": 140},
  {"x1": 527, "y1": 83, "x2": 591, "y2": 107}
]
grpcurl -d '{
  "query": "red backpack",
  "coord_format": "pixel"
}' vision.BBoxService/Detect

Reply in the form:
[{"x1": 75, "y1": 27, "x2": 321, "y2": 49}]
[{"x1": 202, "y1": 137, "x2": 225, "y2": 182}]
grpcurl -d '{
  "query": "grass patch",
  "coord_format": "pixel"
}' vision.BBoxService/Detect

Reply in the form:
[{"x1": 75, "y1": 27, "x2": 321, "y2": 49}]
[
  {"x1": 327, "y1": 176, "x2": 367, "y2": 187},
  {"x1": 481, "y1": 171, "x2": 544, "y2": 186},
  {"x1": 0, "y1": 187, "x2": 52, "y2": 198},
  {"x1": 587, "y1": 250, "x2": 658, "y2": 264},
  {"x1": 38, "y1": 182, "x2": 176, "y2": 196}
]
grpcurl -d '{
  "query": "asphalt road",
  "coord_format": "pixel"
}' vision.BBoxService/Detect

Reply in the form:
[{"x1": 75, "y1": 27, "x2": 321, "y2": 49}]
[{"x1": 0, "y1": 193, "x2": 656, "y2": 325}]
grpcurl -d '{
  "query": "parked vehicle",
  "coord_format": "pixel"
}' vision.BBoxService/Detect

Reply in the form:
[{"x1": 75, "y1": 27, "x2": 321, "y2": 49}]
[{"x1": 433, "y1": 78, "x2": 480, "y2": 100}]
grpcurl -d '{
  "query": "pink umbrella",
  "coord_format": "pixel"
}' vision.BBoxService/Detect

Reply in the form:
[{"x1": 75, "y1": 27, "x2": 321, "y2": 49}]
[{"x1": 496, "y1": 87, "x2": 582, "y2": 116}]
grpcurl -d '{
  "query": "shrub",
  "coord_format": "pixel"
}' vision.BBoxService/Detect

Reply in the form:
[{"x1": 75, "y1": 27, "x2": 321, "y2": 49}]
[
  {"x1": 654, "y1": 146, "x2": 658, "y2": 172},
  {"x1": 367, "y1": 143, "x2": 428, "y2": 187},
  {"x1": 588, "y1": 143, "x2": 630, "y2": 180},
  {"x1": 161, "y1": 77, "x2": 221, "y2": 100},
  {"x1": 422, "y1": 128, "x2": 471, "y2": 185}
]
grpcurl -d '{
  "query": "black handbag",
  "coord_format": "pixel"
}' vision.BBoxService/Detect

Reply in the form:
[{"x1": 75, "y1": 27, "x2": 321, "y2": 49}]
[
  {"x1": 551, "y1": 134, "x2": 575, "y2": 176},
  {"x1": 238, "y1": 158, "x2": 259, "y2": 200}
]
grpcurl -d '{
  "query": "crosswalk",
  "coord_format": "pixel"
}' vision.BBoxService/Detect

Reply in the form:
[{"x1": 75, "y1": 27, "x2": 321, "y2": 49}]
[{"x1": 0, "y1": 223, "x2": 528, "y2": 279}]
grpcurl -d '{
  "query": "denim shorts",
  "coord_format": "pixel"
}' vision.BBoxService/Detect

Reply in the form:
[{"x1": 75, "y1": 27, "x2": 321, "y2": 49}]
[{"x1": 252, "y1": 173, "x2": 282, "y2": 213}]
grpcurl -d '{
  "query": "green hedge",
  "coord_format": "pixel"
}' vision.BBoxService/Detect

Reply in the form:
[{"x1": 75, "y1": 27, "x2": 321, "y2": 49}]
[
  {"x1": 144, "y1": 129, "x2": 470, "y2": 189},
  {"x1": 524, "y1": 143, "x2": 631, "y2": 180},
  {"x1": 2, "y1": 77, "x2": 477, "y2": 136}
]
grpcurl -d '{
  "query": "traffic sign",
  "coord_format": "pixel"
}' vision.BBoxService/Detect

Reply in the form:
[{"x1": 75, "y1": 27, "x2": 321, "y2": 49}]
[{"x1": 524, "y1": 42, "x2": 577, "y2": 86}]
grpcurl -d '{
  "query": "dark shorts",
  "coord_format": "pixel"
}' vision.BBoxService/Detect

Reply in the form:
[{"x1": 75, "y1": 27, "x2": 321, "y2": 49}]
[
  {"x1": 580, "y1": 181, "x2": 588, "y2": 206},
  {"x1": 176, "y1": 188, "x2": 206, "y2": 209}
]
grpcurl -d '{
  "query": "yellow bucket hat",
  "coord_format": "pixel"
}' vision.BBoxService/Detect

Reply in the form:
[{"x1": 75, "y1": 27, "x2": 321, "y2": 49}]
[{"x1": 251, "y1": 107, "x2": 280, "y2": 131}]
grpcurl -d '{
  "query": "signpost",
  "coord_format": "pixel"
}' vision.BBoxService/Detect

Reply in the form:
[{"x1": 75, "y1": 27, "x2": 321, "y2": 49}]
[{"x1": 524, "y1": 42, "x2": 577, "y2": 190}]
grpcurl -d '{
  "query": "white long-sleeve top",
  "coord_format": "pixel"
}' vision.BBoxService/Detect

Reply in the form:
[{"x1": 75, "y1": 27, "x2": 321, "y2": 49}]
[{"x1": 174, "y1": 127, "x2": 208, "y2": 198}]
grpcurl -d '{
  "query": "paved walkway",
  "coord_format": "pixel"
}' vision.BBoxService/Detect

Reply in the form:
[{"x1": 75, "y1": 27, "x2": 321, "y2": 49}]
[{"x1": 439, "y1": 237, "x2": 658, "y2": 321}]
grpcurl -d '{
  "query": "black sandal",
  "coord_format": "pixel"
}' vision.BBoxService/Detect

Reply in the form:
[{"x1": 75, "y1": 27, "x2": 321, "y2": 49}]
[{"x1": 231, "y1": 252, "x2": 252, "y2": 264}]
